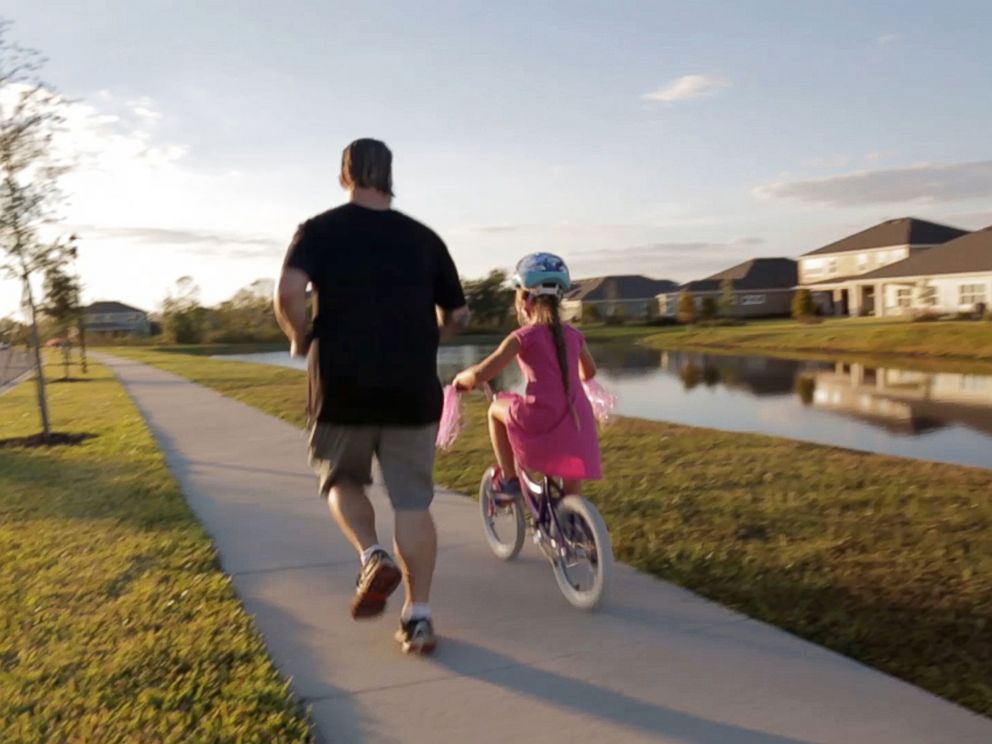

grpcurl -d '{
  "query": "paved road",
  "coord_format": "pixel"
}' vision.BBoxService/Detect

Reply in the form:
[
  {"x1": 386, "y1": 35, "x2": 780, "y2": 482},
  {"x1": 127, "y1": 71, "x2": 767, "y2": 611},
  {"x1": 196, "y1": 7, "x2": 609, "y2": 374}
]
[
  {"x1": 0, "y1": 348, "x2": 32, "y2": 393},
  {"x1": 100, "y1": 353, "x2": 992, "y2": 744}
]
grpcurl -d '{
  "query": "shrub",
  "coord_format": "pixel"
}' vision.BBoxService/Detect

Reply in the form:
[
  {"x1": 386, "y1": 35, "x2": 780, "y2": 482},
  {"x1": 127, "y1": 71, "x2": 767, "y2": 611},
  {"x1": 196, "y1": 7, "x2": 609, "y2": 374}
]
[
  {"x1": 912, "y1": 310, "x2": 941, "y2": 323},
  {"x1": 700, "y1": 296, "x2": 718, "y2": 320},
  {"x1": 791, "y1": 289, "x2": 815, "y2": 320},
  {"x1": 795, "y1": 376, "x2": 816, "y2": 406},
  {"x1": 581, "y1": 303, "x2": 601, "y2": 324},
  {"x1": 676, "y1": 292, "x2": 696, "y2": 324}
]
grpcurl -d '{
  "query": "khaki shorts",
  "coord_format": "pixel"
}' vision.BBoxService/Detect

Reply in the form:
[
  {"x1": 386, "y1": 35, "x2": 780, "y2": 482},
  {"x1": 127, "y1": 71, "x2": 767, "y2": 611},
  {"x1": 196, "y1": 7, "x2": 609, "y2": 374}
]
[{"x1": 308, "y1": 423, "x2": 438, "y2": 511}]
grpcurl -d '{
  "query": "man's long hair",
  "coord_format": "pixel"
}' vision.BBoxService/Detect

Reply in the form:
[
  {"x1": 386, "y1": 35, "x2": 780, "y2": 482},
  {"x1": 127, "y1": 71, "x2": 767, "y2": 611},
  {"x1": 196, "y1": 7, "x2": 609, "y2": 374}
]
[{"x1": 340, "y1": 138, "x2": 394, "y2": 197}]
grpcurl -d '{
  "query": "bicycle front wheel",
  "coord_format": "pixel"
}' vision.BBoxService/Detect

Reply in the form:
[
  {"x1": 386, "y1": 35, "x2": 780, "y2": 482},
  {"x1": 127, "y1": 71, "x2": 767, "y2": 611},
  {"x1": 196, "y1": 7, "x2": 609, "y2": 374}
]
[
  {"x1": 551, "y1": 495, "x2": 613, "y2": 609},
  {"x1": 479, "y1": 467, "x2": 525, "y2": 561}
]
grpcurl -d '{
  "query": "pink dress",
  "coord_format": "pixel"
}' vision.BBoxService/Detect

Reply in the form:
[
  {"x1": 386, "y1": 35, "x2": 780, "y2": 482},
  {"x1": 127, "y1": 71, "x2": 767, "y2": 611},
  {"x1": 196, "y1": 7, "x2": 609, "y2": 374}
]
[{"x1": 500, "y1": 323, "x2": 603, "y2": 480}]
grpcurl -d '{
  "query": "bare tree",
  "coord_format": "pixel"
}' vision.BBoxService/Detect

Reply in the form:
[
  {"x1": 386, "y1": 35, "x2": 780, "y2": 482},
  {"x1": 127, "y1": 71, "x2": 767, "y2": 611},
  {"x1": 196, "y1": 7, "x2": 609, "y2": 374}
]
[{"x1": 0, "y1": 18, "x2": 70, "y2": 439}]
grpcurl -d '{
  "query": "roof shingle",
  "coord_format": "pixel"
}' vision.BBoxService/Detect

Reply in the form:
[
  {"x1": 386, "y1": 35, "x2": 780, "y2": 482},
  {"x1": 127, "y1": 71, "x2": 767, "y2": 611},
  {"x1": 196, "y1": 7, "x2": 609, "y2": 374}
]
[
  {"x1": 802, "y1": 218, "x2": 967, "y2": 257},
  {"x1": 853, "y1": 225, "x2": 992, "y2": 280},
  {"x1": 566, "y1": 275, "x2": 678, "y2": 302}
]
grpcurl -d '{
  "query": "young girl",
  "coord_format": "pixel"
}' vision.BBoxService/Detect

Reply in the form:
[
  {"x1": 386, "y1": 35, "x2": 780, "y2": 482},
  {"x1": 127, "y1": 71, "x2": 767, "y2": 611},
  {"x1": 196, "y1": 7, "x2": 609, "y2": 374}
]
[{"x1": 453, "y1": 253, "x2": 602, "y2": 497}]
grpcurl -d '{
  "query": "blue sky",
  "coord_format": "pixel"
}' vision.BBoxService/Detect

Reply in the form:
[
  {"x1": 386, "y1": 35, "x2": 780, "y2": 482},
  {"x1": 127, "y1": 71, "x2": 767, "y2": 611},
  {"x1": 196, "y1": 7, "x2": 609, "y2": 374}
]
[{"x1": 2, "y1": 0, "x2": 991, "y2": 315}]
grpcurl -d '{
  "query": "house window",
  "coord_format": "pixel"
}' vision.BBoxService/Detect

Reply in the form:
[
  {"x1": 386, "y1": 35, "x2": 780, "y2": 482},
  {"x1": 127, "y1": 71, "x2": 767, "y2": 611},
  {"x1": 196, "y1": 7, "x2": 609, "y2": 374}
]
[
  {"x1": 827, "y1": 259, "x2": 838, "y2": 275},
  {"x1": 857, "y1": 253, "x2": 869, "y2": 271},
  {"x1": 740, "y1": 294, "x2": 766, "y2": 306},
  {"x1": 877, "y1": 251, "x2": 889, "y2": 264},
  {"x1": 959, "y1": 284, "x2": 987, "y2": 306},
  {"x1": 895, "y1": 287, "x2": 912, "y2": 308},
  {"x1": 803, "y1": 259, "x2": 824, "y2": 277}
]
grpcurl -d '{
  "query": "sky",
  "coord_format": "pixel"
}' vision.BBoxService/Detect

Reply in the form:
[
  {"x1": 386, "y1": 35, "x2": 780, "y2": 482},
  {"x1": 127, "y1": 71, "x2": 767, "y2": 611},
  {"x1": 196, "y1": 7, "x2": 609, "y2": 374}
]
[{"x1": 2, "y1": 0, "x2": 991, "y2": 317}]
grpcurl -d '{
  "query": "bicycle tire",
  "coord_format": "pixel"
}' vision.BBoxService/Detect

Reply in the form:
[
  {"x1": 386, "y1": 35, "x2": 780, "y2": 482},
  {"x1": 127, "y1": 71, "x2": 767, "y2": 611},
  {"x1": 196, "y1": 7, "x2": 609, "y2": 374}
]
[
  {"x1": 479, "y1": 467, "x2": 526, "y2": 561},
  {"x1": 551, "y1": 495, "x2": 613, "y2": 609}
]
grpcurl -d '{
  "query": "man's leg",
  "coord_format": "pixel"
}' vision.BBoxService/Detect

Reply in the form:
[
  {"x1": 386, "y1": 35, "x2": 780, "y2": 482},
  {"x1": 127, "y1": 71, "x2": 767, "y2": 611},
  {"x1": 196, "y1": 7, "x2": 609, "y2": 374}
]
[
  {"x1": 394, "y1": 509, "x2": 437, "y2": 609},
  {"x1": 379, "y1": 425, "x2": 439, "y2": 653},
  {"x1": 327, "y1": 479, "x2": 379, "y2": 554},
  {"x1": 311, "y1": 424, "x2": 401, "y2": 619}
]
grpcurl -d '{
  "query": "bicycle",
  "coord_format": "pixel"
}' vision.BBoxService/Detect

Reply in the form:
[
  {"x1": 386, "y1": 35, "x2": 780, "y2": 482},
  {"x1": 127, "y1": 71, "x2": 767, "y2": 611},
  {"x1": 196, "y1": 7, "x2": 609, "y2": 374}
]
[{"x1": 474, "y1": 384, "x2": 614, "y2": 609}]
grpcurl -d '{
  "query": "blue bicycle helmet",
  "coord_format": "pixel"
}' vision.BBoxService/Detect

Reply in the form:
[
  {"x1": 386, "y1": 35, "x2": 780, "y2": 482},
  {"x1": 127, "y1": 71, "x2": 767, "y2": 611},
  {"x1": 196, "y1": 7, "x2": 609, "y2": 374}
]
[{"x1": 511, "y1": 252, "x2": 571, "y2": 296}]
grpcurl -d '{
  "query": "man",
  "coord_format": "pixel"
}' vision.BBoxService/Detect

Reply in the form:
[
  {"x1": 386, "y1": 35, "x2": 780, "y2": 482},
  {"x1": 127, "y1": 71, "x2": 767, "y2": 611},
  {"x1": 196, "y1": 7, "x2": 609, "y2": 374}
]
[{"x1": 274, "y1": 138, "x2": 468, "y2": 655}]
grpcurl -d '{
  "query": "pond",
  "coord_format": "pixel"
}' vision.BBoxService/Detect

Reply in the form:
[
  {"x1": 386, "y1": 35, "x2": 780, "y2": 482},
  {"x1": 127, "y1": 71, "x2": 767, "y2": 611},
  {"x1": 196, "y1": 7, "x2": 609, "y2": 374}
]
[{"x1": 216, "y1": 345, "x2": 992, "y2": 470}]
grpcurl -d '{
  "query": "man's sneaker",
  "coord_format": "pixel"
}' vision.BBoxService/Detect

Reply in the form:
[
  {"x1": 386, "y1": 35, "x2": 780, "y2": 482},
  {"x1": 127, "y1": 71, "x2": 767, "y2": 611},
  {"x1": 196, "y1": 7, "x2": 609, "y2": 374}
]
[
  {"x1": 351, "y1": 549, "x2": 402, "y2": 619},
  {"x1": 395, "y1": 617, "x2": 437, "y2": 655}
]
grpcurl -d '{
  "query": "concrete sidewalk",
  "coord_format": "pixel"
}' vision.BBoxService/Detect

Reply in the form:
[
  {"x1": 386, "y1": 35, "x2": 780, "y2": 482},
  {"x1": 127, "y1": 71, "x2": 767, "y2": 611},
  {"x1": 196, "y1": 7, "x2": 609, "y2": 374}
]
[{"x1": 101, "y1": 354, "x2": 992, "y2": 744}]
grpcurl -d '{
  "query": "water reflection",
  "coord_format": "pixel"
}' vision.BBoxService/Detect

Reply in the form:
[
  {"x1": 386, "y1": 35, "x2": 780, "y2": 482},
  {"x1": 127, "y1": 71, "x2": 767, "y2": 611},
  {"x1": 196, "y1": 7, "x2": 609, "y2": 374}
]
[{"x1": 217, "y1": 345, "x2": 992, "y2": 469}]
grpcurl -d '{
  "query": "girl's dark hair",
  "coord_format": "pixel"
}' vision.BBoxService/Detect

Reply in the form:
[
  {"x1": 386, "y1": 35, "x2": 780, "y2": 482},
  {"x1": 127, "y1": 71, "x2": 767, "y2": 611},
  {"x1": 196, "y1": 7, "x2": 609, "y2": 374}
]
[{"x1": 523, "y1": 290, "x2": 580, "y2": 429}]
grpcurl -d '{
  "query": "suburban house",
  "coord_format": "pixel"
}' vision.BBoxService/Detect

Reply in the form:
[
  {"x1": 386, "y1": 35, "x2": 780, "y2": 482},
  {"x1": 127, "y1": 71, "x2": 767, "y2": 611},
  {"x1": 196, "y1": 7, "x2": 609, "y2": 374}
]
[
  {"x1": 842, "y1": 226, "x2": 992, "y2": 317},
  {"x1": 561, "y1": 275, "x2": 678, "y2": 321},
  {"x1": 797, "y1": 217, "x2": 969, "y2": 315},
  {"x1": 83, "y1": 301, "x2": 151, "y2": 338},
  {"x1": 659, "y1": 258, "x2": 798, "y2": 318}
]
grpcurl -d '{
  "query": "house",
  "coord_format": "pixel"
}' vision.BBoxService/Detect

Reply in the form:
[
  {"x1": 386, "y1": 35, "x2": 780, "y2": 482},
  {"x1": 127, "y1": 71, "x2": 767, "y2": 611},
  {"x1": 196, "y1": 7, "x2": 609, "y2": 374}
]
[
  {"x1": 83, "y1": 301, "x2": 151, "y2": 337},
  {"x1": 797, "y1": 217, "x2": 969, "y2": 315},
  {"x1": 659, "y1": 258, "x2": 798, "y2": 318},
  {"x1": 561, "y1": 275, "x2": 678, "y2": 321},
  {"x1": 842, "y1": 225, "x2": 992, "y2": 317}
]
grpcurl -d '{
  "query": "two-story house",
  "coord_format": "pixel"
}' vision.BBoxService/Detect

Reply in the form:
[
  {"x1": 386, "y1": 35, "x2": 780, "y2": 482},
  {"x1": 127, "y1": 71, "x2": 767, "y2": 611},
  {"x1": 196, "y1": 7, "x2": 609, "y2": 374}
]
[
  {"x1": 798, "y1": 218, "x2": 968, "y2": 315},
  {"x1": 83, "y1": 301, "x2": 151, "y2": 338}
]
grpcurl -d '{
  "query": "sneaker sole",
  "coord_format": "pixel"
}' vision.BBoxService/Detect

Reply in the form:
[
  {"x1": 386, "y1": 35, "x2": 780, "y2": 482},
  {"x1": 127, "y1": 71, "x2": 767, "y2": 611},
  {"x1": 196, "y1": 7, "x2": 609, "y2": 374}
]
[
  {"x1": 351, "y1": 563, "x2": 402, "y2": 620},
  {"x1": 395, "y1": 631, "x2": 437, "y2": 655}
]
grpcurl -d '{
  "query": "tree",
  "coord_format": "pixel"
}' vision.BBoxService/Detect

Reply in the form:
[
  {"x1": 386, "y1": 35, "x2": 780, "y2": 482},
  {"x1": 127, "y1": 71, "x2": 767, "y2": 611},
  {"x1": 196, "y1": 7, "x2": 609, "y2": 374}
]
[
  {"x1": 676, "y1": 292, "x2": 696, "y2": 324},
  {"x1": 700, "y1": 296, "x2": 718, "y2": 320},
  {"x1": 162, "y1": 276, "x2": 205, "y2": 344},
  {"x1": 792, "y1": 289, "x2": 815, "y2": 320},
  {"x1": 209, "y1": 278, "x2": 282, "y2": 342},
  {"x1": 718, "y1": 277, "x2": 736, "y2": 318},
  {"x1": 581, "y1": 303, "x2": 601, "y2": 324},
  {"x1": 42, "y1": 235, "x2": 83, "y2": 379},
  {"x1": 461, "y1": 270, "x2": 512, "y2": 329},
  {"x1": 0, "y1": 20, "x2": 71, "y2": 439}
]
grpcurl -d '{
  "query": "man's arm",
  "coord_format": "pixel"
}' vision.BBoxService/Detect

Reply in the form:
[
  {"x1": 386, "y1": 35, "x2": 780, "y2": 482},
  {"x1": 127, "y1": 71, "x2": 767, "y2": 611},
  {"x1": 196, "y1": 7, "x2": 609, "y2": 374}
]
[
  {"x1": 437, "y1": 304, "x2": 470, "y2": 341},
  {"x1": 274, "y1": 267, "x2": 311, "y2": 357}
]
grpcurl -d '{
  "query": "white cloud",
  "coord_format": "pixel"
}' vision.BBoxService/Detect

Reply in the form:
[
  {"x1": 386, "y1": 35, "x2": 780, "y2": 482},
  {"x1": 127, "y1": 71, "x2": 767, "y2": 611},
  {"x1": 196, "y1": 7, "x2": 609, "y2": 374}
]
[
  {"x1": 752, "y1": 160, "x2": 992, "y2": 207},
  {"x1": 69, "y1": 225, "x2": 282, "y2": 258},
  {"x1": 877, "y1": 33, "x2": 904, "y2": 46},
  {"x1": 801, "y1": 154, "x2": 851, "y2": 169},
  {"x1": 569, "y1": 237, "x2": 764, "y2": 280},
  {"x1": 641, "y1": 74, "x2": 731, "y2": 103}
]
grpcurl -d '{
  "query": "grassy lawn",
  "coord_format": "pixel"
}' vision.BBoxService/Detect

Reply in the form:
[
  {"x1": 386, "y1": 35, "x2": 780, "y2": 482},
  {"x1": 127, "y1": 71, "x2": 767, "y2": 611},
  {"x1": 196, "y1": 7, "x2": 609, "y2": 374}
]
[
  {"x1": 0, "y1": 364, "x2": 312, "y2": 742},
  {"x1": 646, "y1": 316, "x2": 992, "y2": 363},
  {"x1": 109, "y1": 346, "x2": 992, "y2": 716}
]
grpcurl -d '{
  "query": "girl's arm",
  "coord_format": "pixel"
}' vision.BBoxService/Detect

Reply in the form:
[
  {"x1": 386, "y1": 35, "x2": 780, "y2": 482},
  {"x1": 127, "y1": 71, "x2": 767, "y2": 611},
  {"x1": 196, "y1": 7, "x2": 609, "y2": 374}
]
[
  {"x1": 578, "y1": 340, "x2": 597, "y2": 381},
  {"x1": 454, "y1": 335, "x2": 521, "y2": 390}
]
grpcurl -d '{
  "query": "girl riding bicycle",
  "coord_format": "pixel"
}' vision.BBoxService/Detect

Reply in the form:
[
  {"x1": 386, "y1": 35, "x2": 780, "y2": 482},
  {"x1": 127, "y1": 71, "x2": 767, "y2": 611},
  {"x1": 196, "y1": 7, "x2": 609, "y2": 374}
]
[{"x1": 453, "y1": 253, "x2": 603, "y2": 498}]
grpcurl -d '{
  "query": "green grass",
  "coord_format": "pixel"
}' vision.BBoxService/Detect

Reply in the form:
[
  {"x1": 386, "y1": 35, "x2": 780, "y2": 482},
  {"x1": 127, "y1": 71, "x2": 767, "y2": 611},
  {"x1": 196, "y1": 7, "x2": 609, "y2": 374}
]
[
  {"x1": 109, "y1": 347, "x2": 992, "y2": 716},
  {"x1": 647, "y1": 316, "x2": 992, "y2": 363},
  {"x1": 0, "y1": 364, "x2": 312, "y2": 742}
]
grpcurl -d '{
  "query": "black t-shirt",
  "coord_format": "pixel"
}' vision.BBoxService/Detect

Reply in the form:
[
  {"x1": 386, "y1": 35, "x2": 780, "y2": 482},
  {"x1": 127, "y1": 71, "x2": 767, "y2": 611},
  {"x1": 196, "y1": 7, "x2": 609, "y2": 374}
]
[{"x1": 284, "y1": 203, "x2": 465, "y2": 426}]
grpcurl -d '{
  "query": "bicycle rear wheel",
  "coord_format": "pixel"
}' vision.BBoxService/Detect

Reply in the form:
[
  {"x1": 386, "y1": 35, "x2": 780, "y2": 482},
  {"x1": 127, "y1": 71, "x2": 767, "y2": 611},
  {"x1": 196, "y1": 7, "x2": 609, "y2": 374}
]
[
  {"x1": 551, "y1": 496, "x2": 613, "y2": 609},
  {"x1": 479, "y1": 467, "x2": 525, "y2": 561}
]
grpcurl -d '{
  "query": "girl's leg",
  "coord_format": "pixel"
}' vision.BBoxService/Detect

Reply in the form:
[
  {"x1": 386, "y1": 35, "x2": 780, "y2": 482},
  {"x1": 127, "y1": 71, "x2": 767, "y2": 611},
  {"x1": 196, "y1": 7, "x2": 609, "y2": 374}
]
[
  {"x1": 488, "y1": 398, "x2": 516, "y2": 478},
  {"x1": 562, "y1": 479, "x2": 582, "y2": 495}
]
